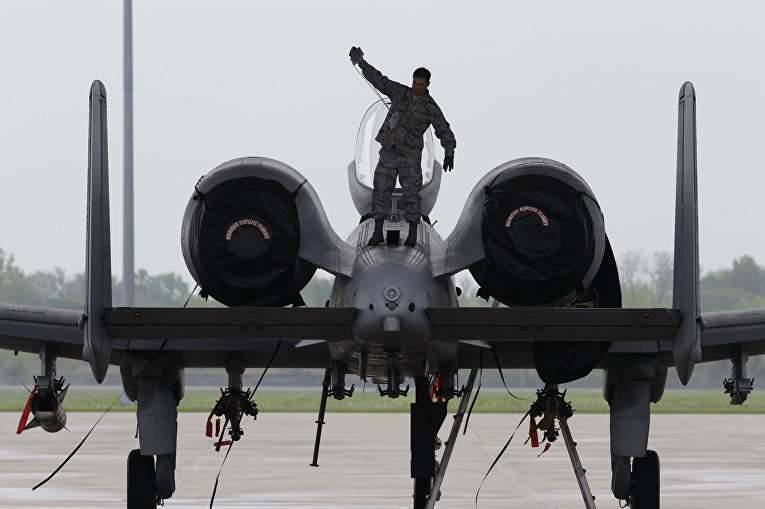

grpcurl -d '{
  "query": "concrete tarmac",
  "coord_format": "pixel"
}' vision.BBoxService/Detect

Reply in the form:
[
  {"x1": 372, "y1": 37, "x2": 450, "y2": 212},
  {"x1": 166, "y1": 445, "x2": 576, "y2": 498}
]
[{"x1": 0, "y1": 412, "x2": 764, "y2": 508}]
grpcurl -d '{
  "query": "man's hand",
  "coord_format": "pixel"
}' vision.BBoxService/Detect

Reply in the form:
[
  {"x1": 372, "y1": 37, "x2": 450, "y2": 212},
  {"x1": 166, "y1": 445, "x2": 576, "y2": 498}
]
[
  {"x1": 349, "y1": 46, "x2": 364, "y2": 65},
  {"x1": 443, "y1": 154, "x2": 454, "y2": 172}
]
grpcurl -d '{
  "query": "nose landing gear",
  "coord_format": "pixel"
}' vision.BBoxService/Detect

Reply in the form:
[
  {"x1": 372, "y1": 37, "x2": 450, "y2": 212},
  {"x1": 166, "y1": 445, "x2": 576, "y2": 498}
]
[
  {"x1": 411, "y1": 375, "x2": 447, "y2": 509},
  {"x1": 423, "y1": 369, "x2": 478, "y2": 509}
]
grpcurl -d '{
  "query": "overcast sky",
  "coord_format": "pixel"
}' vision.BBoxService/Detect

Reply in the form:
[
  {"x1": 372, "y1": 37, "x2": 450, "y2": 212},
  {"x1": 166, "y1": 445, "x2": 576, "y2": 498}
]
[{"x1": 1, "y1": 1, "x2": 763, "y2": 281}]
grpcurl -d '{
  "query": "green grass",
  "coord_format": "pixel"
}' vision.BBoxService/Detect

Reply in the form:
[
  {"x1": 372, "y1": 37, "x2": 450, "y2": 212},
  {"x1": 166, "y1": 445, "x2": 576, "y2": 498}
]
[{"x1": 1, "y1": 387, "x2": 764, "y2": 414}]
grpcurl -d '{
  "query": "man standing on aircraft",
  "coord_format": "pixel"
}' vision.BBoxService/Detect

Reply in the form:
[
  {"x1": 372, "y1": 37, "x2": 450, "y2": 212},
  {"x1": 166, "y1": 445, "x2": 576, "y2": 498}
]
[{"x1": 349, "y1": 46, "x2": 457, "y2": 247}]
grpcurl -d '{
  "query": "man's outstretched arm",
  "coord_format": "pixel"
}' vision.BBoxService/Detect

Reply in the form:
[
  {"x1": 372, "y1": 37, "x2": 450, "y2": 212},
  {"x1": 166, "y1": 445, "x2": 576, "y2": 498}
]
[{"x1": 349, "y1": 47, "x2": 407, "y2": 101}]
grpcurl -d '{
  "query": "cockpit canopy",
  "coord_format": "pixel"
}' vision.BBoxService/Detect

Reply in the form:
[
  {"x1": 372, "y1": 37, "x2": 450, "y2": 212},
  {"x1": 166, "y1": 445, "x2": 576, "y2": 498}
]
[{"x1": 354, "y1": 99, "x2": 436, "y2": 189}]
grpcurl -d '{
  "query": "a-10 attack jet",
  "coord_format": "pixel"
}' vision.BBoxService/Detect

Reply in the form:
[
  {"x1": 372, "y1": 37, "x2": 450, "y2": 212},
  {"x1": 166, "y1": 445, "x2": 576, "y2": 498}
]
[{"x1": 1, "y1": 79, "x2": 764, "y2": 509}]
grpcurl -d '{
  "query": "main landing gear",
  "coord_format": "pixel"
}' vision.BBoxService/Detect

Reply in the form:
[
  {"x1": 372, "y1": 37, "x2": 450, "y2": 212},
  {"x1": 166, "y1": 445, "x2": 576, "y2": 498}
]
[
  {"x1": 127, "y1": 450, "x2": 177, "y2": 509},
  {"x1": 121, "y1": 354, "x2": 182, "y2": 509},
  {"x1": 607, "y1": 362, "x2": 663, "y2": 509}
]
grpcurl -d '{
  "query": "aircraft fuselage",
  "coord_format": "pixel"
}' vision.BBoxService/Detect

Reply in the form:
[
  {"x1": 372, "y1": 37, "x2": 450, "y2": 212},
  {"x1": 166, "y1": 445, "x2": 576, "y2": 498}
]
[{"x1": 328, "y1": 218, "x2": 457, "y2": 383}]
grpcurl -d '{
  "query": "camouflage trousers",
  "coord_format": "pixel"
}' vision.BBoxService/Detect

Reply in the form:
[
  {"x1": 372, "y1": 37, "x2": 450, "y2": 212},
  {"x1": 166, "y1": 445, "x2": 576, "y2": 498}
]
[{"x1": 372, "y1": 148, "x2": 422, "y2": 222}]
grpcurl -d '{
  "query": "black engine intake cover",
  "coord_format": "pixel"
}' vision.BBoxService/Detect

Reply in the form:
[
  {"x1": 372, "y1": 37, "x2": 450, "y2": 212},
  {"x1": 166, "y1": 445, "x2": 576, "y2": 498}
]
[
  {"x1": 470, "y1": 171, "x2": 602, "y2": 306},
  {"x1": 182, "y1": 160, "x2": 317, "y2": 307},
  {"x1": 444, "y1": 158, "x2": 620, "y2": 385}
]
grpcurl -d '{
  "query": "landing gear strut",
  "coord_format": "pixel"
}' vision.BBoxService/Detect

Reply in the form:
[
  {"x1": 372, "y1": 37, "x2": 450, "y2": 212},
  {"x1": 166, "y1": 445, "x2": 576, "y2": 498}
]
[
  {"x1": 607, "y1": 366, "x2": 661, "y2": 509},
  {"x1": 125, "y1": 354, "x2": 181, "y2": 507}
]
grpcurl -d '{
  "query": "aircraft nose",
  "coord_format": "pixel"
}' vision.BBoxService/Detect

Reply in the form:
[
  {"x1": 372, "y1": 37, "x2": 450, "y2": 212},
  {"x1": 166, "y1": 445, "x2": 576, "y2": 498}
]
[{"x1": 351, "y1": 285, "x2": 430, "y2": 345}]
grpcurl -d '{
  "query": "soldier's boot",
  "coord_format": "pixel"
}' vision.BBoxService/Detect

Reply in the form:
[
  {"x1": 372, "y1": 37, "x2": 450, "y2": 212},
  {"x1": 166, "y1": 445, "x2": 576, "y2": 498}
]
[
  {"x1": 368, "y1": 218, "x2": 385, "y2": 246},
  {"x1": 404, "y1": 221, "x2": 418, "y2": 247}
]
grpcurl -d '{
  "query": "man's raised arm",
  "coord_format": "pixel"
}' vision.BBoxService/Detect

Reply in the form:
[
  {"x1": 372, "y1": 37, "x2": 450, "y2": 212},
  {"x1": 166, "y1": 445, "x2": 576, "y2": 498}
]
[{"x1": 349, "y1": 46, "x2": 407, "y2": 101}]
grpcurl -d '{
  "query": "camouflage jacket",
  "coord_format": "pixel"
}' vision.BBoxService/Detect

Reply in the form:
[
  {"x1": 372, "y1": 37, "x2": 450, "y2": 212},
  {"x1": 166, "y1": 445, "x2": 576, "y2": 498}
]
[{"x1": 359, "y1": 60, "x2": 456, "y2": 157}]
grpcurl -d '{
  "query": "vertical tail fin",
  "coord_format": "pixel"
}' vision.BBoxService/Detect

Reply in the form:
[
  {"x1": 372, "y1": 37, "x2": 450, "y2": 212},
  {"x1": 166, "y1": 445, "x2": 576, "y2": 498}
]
[
  {"x1": 672, "y1": 81, "x2": 701, "y2": 385},
  {"x1": 82, "y1": 80, "x2": 113, "y2": 383}
]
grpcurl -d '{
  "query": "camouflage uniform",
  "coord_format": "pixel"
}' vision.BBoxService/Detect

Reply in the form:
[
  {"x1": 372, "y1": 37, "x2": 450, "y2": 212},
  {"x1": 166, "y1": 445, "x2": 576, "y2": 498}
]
[{"x1": 359, "y1": 60, "x2": 456, "y2": 222}]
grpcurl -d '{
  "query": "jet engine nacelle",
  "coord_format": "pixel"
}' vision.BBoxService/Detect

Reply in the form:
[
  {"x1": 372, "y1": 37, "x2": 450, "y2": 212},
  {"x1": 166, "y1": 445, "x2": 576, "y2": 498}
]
[
  {"x1": 442, "y1": 158, "x2": 607, "y2": 306},
  {"x1": 436, "y1": 158, "x2": 619, "y2": 385},
  {"x1": 471, "y1": 159, "x2": 605, "y2": 305},
  {"x1": 182, "y1": 157, "x2": 342, "y2": 307}
]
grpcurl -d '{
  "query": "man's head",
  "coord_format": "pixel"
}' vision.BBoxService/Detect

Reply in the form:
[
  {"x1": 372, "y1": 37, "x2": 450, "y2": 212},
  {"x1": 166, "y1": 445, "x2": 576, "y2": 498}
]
[{"x1": 412, "y1": 67, "x2": 431, "y2": 96}]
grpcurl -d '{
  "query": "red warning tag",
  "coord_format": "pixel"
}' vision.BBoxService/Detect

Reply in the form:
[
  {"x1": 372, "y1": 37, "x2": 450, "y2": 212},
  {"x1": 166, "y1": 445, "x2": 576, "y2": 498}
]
[
  {"x1": 205, "y1": 411, "x2": 215, "y2": 438},
  {"x1": 529, "y1": 416, "x2": 539, "y2": 448},
  {"x1": 429, "y1": 375, "x2": 444, "y2": 402},
  {"x1": 16, "y1": 389, "x2": 37, "y2": 435}
]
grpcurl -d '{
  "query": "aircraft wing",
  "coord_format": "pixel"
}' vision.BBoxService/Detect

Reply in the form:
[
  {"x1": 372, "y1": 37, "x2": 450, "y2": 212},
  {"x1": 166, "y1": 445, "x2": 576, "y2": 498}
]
[
  {"x1": 0, "y1": 302, "x2": 356, "y2": 367},
  {"x1": 700, "y1": 309, "x2": 765, "y2": 354},
  {"x1": 434, "y1": 307, "x2": 765, "y2": 370},
  {"x1": 0, "y1": 303, "x2": 85, "y2": 358},
  {"x1": 103, "y1": 307, "x2": 355, "y2": 340},
  {"x1": 427, "y1": 307, "x2": 679, "y2": 342},
  {"x1": 429, "y1": 306, "x2": 765, "y2": 346}
]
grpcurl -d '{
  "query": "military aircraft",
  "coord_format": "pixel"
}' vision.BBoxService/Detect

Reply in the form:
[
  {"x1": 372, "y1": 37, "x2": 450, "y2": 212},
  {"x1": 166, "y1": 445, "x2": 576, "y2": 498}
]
[{"x1": 1, "y1": 79, "x2": 764, "y2": 509}]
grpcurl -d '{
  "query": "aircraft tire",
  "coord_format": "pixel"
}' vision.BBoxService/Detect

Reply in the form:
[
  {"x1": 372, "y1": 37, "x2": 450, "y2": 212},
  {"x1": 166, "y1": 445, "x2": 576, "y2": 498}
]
[
  {"x1": 631, "y1": 450, "x2": 660, "y2": 509},
  {"x1": 127, "y1": 449, "x2": 157, "y2": 509}
]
